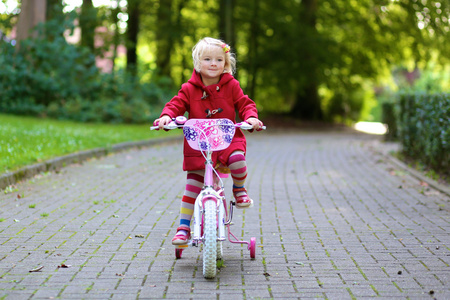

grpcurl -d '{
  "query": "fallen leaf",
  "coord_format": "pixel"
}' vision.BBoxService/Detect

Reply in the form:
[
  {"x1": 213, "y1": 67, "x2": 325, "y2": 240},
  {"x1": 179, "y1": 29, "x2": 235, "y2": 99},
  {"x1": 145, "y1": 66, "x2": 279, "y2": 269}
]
[
  {"x1": 29, "y1": 266, "x2": 44, "y2": 272},
  {"x1": 57, "y1": 264, "x2": 71, "y2": 268},
  {"x1": 17, "y1": 194, "x2": 21, "y2": 199},
  {"x1": 263, "y1": 272, "x2": 271, "y2": 277},
  {"x1": 420, "y1": 181, "x2": 429, "y2": 187}
]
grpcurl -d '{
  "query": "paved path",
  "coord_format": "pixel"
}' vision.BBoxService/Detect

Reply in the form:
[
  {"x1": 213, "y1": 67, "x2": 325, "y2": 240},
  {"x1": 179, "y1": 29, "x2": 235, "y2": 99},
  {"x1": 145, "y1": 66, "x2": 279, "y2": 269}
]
[{"x1": 0, "y1": 129, "x2": 449, "y2": 299}]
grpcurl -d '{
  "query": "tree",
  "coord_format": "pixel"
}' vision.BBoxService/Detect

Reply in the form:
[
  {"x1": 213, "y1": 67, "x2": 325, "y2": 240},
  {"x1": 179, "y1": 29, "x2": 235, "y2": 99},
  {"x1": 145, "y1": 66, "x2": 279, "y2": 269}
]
[
  {"x1": 110, "y1": 0, "x2": 121, "y2": 72},
  {"x1": 155, "y1": 0, "x2": 174, "y2": 78},
  {"x1": 16, "y1": 0, "x2": 47, "y2": 43},
  {"x1": 232, "y1": 0, "x2": 449, "y2": 121},
  {"x1": 126, "y1": 0, "x2": 139, "y2": 75},
  {"x1": 79, "y1": 0, "x2": 97, "y2": 52},
  {"x1": 219, "y1": 0, "x2": 235, "y2": 48},
  {"x1": 291, "y1": 0, "x2": 322, "y2": 120}
]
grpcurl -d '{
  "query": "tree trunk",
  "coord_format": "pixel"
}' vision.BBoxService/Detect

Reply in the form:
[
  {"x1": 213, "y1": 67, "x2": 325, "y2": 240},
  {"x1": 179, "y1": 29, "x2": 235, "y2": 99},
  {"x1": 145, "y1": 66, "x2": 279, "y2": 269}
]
[
  {"x1": 219, "y1": 0, "x2": 236, "y2": 79},
  {"x1": 126, "y1": 0, "x2": 139, "y2": 76},
  {"x1": 219, "y1": 0, "x2": 235, "y2": 45},
  {"x1": 16, "y1": 0, "x2": 47, "y2": 43},
  {"x1": 291, "y1": 0, "x2": 323, "y2": 120},
  {"x1": 80, "y1": 0, "x2": 96, "y2": 52},
  {"x1": 246, "y1": 0, "x2": 259, "y2": 99},
  {"x1": 155, "y1": 0, "x2": 173, "y2": 78},
  {"x1": 111, "y1": 0, "x2": 121, "y2": 73}
]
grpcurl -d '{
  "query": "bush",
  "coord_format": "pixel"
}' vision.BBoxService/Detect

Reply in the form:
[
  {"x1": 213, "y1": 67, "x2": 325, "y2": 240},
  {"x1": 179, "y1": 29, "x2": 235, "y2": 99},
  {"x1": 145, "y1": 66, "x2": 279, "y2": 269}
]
[
  {"x1": 0, "y1": 13, "x2": 174, "y2": 124},
  {"x1": 0, "y1": 13, "x2": 99, "y2": 110},
  {"x1": 397, "y1": 92, "x2": 450, "y2": 173}
]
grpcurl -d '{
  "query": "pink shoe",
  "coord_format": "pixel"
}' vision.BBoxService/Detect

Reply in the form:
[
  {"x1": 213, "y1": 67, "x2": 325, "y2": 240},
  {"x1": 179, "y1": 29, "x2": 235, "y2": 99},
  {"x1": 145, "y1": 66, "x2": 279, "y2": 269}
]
[
  {"x1": 233, "y1": 187, "x2": 253, "y2": 208},
  {"x1": 172, "y1": 226, "x2": 191, "y2": 245}
]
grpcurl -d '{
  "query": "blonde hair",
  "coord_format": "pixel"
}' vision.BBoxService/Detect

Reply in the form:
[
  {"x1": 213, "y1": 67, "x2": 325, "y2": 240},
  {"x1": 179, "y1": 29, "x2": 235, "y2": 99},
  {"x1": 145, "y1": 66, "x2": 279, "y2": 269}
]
[{"x1": 192, "y1": 37, "x2": 236, "y2": 75}]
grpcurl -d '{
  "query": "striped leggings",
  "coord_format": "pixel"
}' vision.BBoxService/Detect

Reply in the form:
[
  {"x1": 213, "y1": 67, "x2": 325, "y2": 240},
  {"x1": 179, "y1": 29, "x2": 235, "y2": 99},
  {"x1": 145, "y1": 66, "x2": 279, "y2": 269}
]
[{"x1": 178, "y1": 151, "x2": 247, "y2": 228}]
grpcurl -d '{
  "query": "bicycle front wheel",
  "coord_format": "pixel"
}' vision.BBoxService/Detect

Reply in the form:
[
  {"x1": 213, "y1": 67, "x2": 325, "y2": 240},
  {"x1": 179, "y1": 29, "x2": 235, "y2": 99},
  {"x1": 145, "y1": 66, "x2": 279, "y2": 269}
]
[{"x1": 203, "y1": 199, "x2": 217, "y2": 279}]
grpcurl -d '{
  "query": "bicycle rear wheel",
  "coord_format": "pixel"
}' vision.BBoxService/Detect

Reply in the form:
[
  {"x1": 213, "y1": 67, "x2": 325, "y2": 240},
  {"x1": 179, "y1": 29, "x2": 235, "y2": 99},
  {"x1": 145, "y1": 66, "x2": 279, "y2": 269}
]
[{"x1": 203, "y1": 199, "x2": 217, "y2": 278}]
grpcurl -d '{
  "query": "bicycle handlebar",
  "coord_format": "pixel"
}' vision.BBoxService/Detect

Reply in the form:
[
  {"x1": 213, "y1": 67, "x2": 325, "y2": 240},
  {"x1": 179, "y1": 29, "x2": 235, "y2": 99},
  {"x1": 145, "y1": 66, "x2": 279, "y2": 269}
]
[{"x1": 150, "y1": 119, "x2": 266, "y2": 131}]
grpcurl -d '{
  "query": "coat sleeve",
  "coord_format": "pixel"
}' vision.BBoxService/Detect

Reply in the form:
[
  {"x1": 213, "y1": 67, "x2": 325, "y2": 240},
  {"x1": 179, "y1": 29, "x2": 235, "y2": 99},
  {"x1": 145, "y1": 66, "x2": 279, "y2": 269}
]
[
  {"x1": 160, "y1": 83, "x2": 190, "y2": 118},
  {"x1": 231, "y1": 80, "x2": 259, "y2": 121}
]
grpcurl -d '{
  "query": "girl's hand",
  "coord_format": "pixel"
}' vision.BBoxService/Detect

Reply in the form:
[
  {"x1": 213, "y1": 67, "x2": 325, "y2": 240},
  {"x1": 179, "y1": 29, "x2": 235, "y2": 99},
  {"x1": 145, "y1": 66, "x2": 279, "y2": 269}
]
[
  {"x1": 153, "y1": 115, "x2": 172, "y2": 129},
  {"x1": 245, "y1": 117, "x2": 263, "y2": 131}
]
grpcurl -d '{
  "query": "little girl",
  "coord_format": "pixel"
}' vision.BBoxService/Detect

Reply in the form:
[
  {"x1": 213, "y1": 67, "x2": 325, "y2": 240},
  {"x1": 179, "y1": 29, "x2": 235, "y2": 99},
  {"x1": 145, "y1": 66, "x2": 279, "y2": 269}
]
[{"x1": 154, "y1": 37, "x2": 263, "y2": 245}]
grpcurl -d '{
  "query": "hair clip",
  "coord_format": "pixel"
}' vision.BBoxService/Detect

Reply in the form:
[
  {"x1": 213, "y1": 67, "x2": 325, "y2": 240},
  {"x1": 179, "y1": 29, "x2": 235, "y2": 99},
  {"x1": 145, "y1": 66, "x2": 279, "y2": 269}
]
[{"x1": 222, "y1": 43, "x2": 230, "y2": 53}]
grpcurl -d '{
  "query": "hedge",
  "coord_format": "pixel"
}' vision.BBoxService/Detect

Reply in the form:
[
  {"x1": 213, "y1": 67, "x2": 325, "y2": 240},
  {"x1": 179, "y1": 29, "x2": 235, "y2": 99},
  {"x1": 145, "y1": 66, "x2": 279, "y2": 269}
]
[{"x1": 396, "y1": 92, "x2": 450, "y2": 173}]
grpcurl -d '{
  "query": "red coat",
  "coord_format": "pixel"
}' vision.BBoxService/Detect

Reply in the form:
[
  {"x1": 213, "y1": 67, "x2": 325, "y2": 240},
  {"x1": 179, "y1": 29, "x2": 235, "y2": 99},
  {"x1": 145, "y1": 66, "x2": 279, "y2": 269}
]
[{"x1": 161, "y1": 70, "x2": 259, "y2": 171}]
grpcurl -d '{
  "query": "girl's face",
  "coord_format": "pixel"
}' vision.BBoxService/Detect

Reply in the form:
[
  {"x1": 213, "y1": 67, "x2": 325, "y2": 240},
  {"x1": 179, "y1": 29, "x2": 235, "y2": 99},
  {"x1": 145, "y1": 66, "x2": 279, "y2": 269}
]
[{"x1": 199, "y1": 46, "x2": 225, "y2": 86}]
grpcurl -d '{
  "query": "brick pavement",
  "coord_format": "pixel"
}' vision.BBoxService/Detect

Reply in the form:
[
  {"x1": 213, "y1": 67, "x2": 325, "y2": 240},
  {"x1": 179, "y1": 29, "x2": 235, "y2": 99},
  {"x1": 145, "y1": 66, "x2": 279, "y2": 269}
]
[{"x1": 0, "y1": 129, "x2": 449, "y2": 299}]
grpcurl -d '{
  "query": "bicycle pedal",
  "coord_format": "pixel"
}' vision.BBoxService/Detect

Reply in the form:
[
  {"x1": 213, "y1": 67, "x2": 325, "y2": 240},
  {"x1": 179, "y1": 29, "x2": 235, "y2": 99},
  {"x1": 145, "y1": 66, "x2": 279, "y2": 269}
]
[{"x1": 175, "y1": 244, "x2": 189, "y2": 249}]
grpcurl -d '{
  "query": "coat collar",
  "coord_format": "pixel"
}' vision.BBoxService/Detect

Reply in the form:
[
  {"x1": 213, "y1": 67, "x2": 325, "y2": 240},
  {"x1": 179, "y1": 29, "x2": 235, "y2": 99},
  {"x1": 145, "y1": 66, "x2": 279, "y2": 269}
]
[{"x1": 187, "y1": 69, "x2": 233, "y2": 91}]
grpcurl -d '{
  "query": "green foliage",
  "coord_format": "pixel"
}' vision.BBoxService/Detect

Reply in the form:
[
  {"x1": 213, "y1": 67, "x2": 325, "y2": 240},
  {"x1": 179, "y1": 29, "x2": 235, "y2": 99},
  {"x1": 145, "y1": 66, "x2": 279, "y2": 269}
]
[
  {"x1": 0, "y1": 113, "x2": 180, "y2": 173},
  {"x1": 0, "y1": 12, "x2": 98, "y2": 108},
  {"x1": 2, "y1": 0, "x2": 449, "y2": 123},
  {"x1": 0, "y1": 11, "x2": 174, "y2": 124},
  {"x1": 397, "y1": 93, "x2": 450, "y2": 173},
  {"x1": 228, "y1": 0, "x2": 449, "y2": 121}
]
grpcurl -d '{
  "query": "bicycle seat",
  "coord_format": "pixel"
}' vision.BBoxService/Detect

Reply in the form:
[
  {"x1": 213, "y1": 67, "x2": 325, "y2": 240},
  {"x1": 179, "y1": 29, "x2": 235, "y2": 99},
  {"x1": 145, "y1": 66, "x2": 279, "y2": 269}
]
[{"x1": 183, "y1": 119, "x2": 236, "y2": 152}]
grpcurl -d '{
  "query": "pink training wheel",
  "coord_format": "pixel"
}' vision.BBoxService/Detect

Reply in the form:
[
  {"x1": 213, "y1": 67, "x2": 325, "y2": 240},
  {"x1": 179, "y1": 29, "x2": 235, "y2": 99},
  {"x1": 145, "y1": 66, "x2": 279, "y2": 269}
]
[
  {"x1": 175, "y1": 249, "x2": 183, "y2": 259},
  {"x1": 249, "y1": 237, "x2": 256, "y2": 259}
]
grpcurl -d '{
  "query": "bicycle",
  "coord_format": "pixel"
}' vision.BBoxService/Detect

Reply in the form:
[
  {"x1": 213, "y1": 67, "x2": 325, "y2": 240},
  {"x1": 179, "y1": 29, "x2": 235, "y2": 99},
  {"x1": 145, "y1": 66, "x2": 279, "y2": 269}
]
[{"x1": 151, "y1": 116, "x2": 265, "y2": 278}]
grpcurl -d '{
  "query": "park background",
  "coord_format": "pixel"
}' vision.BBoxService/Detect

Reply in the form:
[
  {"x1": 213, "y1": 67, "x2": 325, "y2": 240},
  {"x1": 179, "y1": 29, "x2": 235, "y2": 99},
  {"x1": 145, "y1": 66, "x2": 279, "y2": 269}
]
[{"x1": 0, "y1": 0, "x2": 449, "y2": 183}]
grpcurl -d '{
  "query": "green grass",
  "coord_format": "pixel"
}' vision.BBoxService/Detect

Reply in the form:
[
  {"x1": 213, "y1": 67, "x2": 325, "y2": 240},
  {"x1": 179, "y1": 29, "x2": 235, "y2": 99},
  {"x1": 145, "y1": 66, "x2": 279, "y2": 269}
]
[{"x1": 0, "y1": 113, "x2": 180, "y2": 174}]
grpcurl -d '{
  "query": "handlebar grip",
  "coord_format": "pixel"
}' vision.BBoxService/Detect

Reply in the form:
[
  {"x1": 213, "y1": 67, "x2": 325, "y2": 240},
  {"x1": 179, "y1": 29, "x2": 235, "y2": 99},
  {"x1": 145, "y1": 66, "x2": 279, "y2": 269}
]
[
  {"x1": 239, "y1": 123, "x2": 253, "y2": 130},
  {"x1": 150, "y1": 121, "x2": 179, "y2": 131},
  {"x1": 237, "y1": 122, "x2": 267, "y2": 131}
]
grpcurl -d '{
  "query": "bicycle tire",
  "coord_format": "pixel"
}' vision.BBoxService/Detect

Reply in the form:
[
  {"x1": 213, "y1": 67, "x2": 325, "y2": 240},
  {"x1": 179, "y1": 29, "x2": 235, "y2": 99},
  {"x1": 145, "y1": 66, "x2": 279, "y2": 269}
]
[
  {"x1": 203, "y1": 199, "x2": 217, "y2": 278},
  {"x1": 217, "y1": 240, "x2": 223, "y2": 260}
]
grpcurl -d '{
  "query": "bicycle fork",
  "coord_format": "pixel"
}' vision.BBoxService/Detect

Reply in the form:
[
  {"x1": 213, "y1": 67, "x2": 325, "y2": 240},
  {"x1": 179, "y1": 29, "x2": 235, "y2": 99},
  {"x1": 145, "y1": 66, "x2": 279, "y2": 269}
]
[{"x1": 191, "y1": 188, "x2": 227, "y2": 246}]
